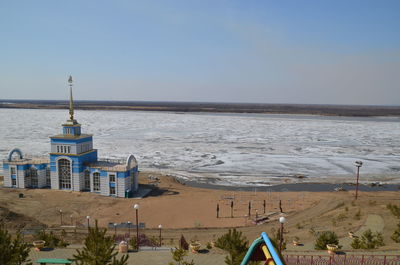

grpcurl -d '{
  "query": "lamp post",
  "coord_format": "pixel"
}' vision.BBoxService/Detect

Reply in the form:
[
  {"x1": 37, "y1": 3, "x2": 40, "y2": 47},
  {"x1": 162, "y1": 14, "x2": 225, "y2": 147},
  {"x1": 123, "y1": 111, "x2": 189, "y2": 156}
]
[
  {"x1": 278, "y1": 216, "x2": 286, "y2": 253},
  {"x1": 263, "y1": 200, "x2": 266, "y2": 214},
  {"x1": 113, "y1": 223, "x2": 117, "y2": 237},
  {"x1": 86, "y1": 216, "x2": 90, "y2": 229},
  {"x1": 134, "y1": 204, "x2": 140, "y2": 251},
  {"x1": 158, "y1": 224, "x2": 162, "y2": 247},
  {"x1": 59, "y1": 209, "x2": 63, "y2": 225},
  {"x1": 355, "y1": 161, "x2": 363, "y2": 200},
  {"x1": 127, "y1": 221, "x2": 131, "y2": 238}
]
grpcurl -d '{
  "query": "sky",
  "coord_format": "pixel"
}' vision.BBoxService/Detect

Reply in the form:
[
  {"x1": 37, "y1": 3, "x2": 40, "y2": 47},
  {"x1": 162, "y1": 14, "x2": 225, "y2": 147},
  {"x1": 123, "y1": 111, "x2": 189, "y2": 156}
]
[{"x1": 0, "y1": 0, "x2": 399, "y2": 105}]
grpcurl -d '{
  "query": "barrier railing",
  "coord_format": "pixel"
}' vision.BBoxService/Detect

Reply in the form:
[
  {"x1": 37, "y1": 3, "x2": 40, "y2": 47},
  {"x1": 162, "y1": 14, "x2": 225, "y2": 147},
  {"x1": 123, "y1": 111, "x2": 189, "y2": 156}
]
[{"x1": 284, "y1": 254, "x2": 400, "y2": 265}]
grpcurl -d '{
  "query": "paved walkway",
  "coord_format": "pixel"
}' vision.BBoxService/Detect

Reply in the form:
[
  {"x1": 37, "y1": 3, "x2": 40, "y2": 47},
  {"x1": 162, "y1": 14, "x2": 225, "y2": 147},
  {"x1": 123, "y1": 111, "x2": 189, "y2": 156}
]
[{"x1": 29, "y1": 245, "x2": 226, "y2": 265}]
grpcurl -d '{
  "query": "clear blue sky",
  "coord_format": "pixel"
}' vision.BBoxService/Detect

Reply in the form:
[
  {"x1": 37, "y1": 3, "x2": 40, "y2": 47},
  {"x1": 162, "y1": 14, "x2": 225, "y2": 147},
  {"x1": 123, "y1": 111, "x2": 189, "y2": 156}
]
[{"x1": 1, "y1": 0, "x2": 399, "y2": 105}]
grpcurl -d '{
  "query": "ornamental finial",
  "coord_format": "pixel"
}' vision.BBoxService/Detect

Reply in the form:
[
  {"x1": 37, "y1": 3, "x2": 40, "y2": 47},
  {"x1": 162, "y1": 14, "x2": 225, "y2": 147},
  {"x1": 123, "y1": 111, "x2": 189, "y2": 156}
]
[{"x1": 68, "y1": 75, "x2": 74, "y2": 121}]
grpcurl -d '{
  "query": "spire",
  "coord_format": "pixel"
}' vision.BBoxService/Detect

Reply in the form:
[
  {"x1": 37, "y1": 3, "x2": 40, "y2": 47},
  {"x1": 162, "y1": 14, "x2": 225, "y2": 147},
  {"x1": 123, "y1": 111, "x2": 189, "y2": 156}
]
[{"x1": 68, "y1": 75, "x2": 74, "y2": 121}]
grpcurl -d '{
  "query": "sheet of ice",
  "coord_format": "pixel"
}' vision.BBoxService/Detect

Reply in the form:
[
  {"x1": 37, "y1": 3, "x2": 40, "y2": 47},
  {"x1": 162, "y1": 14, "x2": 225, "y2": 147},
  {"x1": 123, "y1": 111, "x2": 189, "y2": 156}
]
[{"x1": 0, "y1": 108, "x2": 399, "y2": 186}]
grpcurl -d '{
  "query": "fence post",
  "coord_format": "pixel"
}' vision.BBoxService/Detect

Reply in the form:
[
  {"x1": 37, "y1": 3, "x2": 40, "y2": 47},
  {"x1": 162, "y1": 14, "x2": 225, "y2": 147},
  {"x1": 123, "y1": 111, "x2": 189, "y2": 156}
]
[
  {"x1": 383, "y1": 255, "x2": 386, "y2": 265},
  {"x1": 361, "y1": 255, "x2": 364, "y2": 265},
  {"x1": 329, "y1": 255, "x2": 332, "y2": 265},
  {"x1": 344, "y1": 254, "x2": 346, "y2": 265},
  {"x1": 311, "y1": 255, "x2": 313, "y2": 265},
  {"x1": 296, "y1": 255, "x2": 299, "y2": 265}
]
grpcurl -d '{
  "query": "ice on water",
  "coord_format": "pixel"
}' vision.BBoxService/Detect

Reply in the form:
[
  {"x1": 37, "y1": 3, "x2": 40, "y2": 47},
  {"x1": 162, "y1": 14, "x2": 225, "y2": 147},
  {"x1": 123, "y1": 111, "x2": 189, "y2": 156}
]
[{"x1": 1, "y1": 109, "x2": 399, "y2": 186}]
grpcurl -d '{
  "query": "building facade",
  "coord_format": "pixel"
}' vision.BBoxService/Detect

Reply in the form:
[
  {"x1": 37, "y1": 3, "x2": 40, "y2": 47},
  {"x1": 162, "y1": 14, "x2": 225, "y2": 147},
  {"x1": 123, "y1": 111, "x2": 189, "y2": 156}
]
[{"x1": 2, "y1": 77, "x2": 139, "y2": 197}]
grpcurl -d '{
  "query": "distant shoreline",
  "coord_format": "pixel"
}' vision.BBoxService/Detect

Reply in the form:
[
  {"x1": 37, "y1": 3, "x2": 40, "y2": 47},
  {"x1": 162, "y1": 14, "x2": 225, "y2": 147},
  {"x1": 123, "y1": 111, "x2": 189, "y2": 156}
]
[{"x1": 1, "y1": 99, "x2": 400, "y2": 117}]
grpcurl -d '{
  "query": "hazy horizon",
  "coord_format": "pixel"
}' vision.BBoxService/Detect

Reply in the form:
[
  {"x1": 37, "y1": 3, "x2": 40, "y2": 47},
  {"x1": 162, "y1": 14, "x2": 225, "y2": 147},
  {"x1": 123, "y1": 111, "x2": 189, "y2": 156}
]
[{"x1": 1, "y1": 1, "x2": 399, "y2": 105}]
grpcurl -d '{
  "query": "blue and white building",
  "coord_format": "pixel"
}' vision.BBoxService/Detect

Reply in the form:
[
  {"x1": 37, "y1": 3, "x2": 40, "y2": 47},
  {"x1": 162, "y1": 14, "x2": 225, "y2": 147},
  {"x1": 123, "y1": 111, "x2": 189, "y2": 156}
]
[{"x1": 2, "y1": 76, "x2": 139, "y2": 197}]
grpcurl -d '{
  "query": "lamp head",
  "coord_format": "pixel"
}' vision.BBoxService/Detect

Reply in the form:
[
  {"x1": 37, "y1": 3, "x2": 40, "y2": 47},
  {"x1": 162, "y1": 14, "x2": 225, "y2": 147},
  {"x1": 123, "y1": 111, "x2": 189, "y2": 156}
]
[
  {"x1": 158, "y1": 224, "x2": 162, "y2": 229},
  {"x1": 86, "y1": 216, "x2": 90, "y2": 219},
  {"x1": 279, "y1": 216, "x2": 287, "y2": 224},
  {"x1": 355, "y1": 161, "x2": 363, "y2": 167},
  {"x1": 133, "y1": 204, "x2": 140, "y2": 210}
]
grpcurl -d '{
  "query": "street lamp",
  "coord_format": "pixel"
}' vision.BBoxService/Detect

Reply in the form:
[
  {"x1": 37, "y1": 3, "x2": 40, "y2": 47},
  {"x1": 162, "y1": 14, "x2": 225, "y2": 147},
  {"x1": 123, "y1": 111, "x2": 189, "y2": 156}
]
[
  {"x1": 158, "y1": 224, "x2": 162, "y2": 247},
  {"x1": 86, "y1": 216, "x2": 90, "y2": 229},
  {"x1": 133, "y1": 204, "x2": 140, "y2": 251},
  {"x1": 355, "y1": 161, "x2": 363, "y2": 200},
  {"x1": 278, "y1": 216, "x2": 287, "y2": 253},
  {"x1": 59, "y1": 209, "x2": 63, "y2": 225},
  {"x1": 127, "y1": 221, "x2": 131, "y2": 238},
  {"x1": 113, "y1": 223, "x2": 117, "y2": 237}
]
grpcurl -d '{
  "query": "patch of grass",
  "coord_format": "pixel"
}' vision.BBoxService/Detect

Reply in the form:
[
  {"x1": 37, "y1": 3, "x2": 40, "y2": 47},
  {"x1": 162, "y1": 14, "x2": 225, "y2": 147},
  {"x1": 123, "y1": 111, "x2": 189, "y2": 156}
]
[
  {"x1": 354, "y1": 209, "x2": 361, "y2": 220},
  {"x1": 337, "y1": 213, "x2": 347, "y2": 222}
]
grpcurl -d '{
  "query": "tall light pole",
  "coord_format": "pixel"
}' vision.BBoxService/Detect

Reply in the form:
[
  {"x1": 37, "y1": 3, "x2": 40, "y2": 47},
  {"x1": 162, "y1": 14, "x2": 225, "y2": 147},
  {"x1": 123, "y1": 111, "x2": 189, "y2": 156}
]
[
  {"x1": 127, "y1": 221, "x2": 131, "y2": 238},
  {"x1": 278, "y1": 216, "x2": 287, "y2": 253},
  {"x1": 158, "y1": 224, "x2": 162, "y2": 247},
  {"x1": 134, "y1": 204, "x2": 140, "y2": 251},
  {"x1": 86, "y1": 216, "x2": 90, "y2": 230},
  {"x1": 59, "y1": 209, "x2": 63, "y2": 225},
  {"x1": 355, "y1": 161, "x2": 363, "y2": 200}
]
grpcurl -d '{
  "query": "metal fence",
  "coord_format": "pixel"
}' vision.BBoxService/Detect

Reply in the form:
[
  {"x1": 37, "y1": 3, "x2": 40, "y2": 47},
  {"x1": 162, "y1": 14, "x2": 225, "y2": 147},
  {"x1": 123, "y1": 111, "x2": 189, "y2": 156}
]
[{"x1": 284, "y1": 254, "x2": 400, "y2": 265}]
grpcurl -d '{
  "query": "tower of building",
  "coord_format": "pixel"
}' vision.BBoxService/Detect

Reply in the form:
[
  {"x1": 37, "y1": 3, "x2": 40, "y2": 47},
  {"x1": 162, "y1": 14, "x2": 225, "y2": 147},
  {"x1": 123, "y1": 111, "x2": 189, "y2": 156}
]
[{"x1": 49, "y1": 76, "x2": 98, "y2": 190}]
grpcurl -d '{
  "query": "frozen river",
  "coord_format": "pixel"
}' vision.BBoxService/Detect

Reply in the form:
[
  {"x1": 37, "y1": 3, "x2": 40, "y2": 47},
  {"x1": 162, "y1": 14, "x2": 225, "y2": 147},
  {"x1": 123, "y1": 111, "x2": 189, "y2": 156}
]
[{"x1": 1, "y1": 108, "x2": 399, "y2": 186}]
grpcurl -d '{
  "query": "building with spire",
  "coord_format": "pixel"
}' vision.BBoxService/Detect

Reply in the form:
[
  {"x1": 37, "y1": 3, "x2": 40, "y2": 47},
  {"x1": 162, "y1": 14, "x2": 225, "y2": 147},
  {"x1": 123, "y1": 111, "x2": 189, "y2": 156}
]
[{"x1": 2, "y1": 76, "x2": 139, "y2": 197}]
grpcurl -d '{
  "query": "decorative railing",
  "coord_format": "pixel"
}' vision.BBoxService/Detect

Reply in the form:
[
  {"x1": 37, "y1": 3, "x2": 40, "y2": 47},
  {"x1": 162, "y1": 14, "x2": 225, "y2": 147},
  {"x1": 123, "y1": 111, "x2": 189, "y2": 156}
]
[
  {"x1": 97, "y1": 157, "x2": 126, "y2": 164},
  {"x1": 284, "y1": 254, "x2": 400, "y2": 265}
]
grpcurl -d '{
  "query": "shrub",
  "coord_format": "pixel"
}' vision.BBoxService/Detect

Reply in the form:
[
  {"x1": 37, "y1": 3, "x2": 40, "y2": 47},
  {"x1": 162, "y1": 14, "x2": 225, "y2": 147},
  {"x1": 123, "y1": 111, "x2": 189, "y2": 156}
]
[
  {"x1": 351, "y1": 229, "x2": 384, "y2": 249},
  {"x1": 391, "y1": 223, "x2": 400, "y2": 243},
  {"x1": 206, "y1": 242, "x2": 212, "y2": 249},
  {"x1": 390, "y1": 223, "x2": 400, "y2": 243},
  {"x1": 314, "y1": 231, "x2": 340, "y2": 250},
  {"x1": 387, "y1": 204, "x2": 400, "y2": 218},
  {"x1": 35, "y1": 230, "x2": 68, "y2": 248}
]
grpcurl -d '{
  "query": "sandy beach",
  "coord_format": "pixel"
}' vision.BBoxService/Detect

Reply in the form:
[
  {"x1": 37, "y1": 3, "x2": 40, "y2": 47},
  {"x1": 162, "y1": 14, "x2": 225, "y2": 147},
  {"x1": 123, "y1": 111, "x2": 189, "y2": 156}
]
[{"x1": 1, "y1": 171, "x2": 399, "y2": 251}]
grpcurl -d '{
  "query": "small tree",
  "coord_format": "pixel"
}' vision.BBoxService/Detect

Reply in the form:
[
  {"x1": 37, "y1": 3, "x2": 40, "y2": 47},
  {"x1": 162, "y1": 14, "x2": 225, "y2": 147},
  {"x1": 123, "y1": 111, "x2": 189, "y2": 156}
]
[
  {"x1": 73, "y1": 221, "x2": 128, "y2": 265},
  {"x1": 351, "y1": 229, "x2": 384, "y2": 249},
  {"x1": 0, "y1": 226, "x2": 32, "y2": 265},
  {"x1": 314, "y1": 231, "x2": 340, "y2": 250},
  {"x1": 215, "y1": 229, "x2": 249, "y2": 265},
  {"x1": 168, "y1": 247, "x2": 195, "y2": 265}
]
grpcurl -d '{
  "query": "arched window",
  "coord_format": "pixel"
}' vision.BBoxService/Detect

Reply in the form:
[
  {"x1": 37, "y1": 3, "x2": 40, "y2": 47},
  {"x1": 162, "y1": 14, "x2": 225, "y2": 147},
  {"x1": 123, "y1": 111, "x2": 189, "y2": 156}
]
[
  {"x1": 93, "y1": 172, "x2": 100, "y2": 192},
  {"x1": 58, "y1": 159, "x2": 71, "y2": 189},
  {"x1": 84, "y1": 170, "x2": 90, "y2": 190}
]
